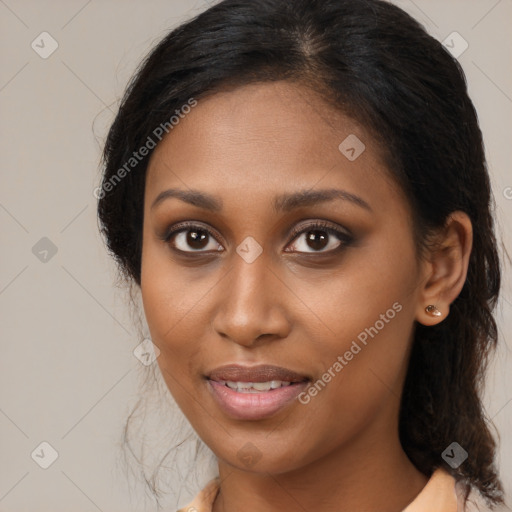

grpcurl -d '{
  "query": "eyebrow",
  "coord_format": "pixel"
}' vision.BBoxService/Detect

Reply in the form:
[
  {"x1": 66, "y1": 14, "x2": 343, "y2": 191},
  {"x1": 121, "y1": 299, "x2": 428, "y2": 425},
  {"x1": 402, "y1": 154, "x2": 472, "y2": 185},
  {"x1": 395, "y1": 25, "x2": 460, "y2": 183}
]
[
  {"x1": 274, "y1": 188, "x2": 372, "y2": 213},
  {"x1": 151, "y1": 187, "x2": 372, "y2": 213},
  {"x1": 151, "y1": 188, "x2": 222, "y2": 212}
]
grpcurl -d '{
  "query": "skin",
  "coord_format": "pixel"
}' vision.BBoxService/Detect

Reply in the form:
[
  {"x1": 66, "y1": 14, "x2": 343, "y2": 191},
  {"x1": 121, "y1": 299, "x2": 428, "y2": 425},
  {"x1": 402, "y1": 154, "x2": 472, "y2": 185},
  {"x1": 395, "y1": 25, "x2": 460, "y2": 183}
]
[{"x1": 140, "y1": 81, "x2": 473, "y2": 512}]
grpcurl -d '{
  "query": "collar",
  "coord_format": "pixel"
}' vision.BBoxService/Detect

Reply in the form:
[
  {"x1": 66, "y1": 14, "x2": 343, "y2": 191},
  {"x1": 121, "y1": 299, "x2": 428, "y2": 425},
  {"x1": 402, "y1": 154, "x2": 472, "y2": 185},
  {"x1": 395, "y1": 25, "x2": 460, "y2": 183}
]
[{"x1": 177, "y1": 468, "x2": 458, "y2": 512}]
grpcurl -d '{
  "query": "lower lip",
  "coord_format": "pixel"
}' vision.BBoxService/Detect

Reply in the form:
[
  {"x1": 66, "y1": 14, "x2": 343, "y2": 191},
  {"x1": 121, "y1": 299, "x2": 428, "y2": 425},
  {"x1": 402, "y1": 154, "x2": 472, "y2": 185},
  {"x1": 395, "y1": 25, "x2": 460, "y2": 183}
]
[{"x1": 207, "y1": 379, "x2": 309, "y2": 420}]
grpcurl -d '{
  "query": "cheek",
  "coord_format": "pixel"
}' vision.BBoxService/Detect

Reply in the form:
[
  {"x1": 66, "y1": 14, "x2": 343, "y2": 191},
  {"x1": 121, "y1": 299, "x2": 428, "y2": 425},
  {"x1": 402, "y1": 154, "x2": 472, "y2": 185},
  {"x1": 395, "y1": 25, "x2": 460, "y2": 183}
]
[
  {"x1": 140, "y1": 267, "x2": 204, "y2": 417},
  {"x1": 295, "y1": 228, "x2": 418, "y2": 349},
  {"x1": 140, "y1": 242, "x2": 200, "y2": 374},
  {"x1": 292, "y1": 238, "x2": 418, "y2": 419},
  {"x1": 284, "y1": 305, "x2": 414, "y2": 469}
]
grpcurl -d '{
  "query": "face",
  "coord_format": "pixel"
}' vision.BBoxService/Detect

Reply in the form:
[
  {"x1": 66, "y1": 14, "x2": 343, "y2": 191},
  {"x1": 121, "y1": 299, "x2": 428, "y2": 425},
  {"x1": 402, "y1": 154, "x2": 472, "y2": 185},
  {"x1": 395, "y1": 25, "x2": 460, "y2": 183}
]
[{"x1": 141, "y1": 81, "x2": 426, "y2": 474}]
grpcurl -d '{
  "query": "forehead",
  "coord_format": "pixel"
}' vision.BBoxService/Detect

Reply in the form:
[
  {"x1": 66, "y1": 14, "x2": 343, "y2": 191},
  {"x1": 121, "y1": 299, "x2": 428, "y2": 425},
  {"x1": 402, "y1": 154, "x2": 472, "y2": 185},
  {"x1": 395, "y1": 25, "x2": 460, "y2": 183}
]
[{"x1": 145, "y1": 81, "x2": 405, "y2": 215}]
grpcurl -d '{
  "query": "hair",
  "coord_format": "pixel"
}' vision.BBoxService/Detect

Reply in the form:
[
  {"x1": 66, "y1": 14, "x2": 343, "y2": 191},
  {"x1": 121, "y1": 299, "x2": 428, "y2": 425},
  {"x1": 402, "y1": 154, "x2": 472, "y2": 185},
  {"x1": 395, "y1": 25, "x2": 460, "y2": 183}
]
[{"x1": 97, "y1": 0, "x2": 505, "y2": 507}]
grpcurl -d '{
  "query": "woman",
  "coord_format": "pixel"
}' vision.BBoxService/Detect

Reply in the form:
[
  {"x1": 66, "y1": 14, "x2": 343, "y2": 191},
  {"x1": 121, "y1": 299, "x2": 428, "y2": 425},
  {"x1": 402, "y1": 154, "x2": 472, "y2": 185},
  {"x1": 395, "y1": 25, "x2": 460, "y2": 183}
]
[{"x1": 97, "y1": 0, "x2": 505, "y2": 510}]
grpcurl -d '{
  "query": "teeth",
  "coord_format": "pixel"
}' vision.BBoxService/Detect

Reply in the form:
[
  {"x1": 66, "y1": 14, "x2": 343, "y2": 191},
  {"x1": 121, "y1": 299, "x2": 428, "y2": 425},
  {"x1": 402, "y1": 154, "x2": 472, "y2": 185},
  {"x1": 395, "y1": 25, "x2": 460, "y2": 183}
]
[
  {"x1": 220, "y1": 380, "x2": 293, "y2": 392},
  {"x1": 252, "y1": 382, "x2": 272, "y2": 391},
  {"x1": 225, "y1": 381, "x2": 252, "y2": 390}
]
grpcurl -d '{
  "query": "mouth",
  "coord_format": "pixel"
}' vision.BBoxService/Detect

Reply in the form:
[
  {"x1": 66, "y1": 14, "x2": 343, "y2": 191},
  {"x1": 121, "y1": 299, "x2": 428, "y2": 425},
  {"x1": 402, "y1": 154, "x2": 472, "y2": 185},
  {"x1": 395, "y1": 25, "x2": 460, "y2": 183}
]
[
  {"x1": 205, "y1": 364, "x2": 310, "y2": 420},
  {"x1": 214, "y1": 379, "x2": 298, "y2": 392}
]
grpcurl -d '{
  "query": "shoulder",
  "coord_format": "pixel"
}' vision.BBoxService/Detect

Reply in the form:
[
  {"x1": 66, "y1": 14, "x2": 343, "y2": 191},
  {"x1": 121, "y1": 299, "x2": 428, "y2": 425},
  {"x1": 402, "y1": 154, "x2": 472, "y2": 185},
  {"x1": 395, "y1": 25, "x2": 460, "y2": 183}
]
[{"x1": 176, "y1": 477, "x2": 220, "y2": 512}]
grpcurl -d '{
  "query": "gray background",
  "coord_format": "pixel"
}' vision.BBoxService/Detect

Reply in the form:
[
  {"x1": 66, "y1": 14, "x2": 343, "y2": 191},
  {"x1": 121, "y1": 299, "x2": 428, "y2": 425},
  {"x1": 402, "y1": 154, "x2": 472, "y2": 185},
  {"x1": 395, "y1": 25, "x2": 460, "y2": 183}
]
[{"x1": 1, "y1": 0, "x2": 511, "y2": 510}]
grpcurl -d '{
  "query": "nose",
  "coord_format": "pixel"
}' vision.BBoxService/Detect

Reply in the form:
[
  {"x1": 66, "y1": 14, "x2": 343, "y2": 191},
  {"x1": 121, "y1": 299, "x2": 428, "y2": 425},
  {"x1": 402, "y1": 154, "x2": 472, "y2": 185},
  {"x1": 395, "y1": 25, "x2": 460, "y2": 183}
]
[{"x1": 211, "y1": 250, "x2": 291, "y2": 348}]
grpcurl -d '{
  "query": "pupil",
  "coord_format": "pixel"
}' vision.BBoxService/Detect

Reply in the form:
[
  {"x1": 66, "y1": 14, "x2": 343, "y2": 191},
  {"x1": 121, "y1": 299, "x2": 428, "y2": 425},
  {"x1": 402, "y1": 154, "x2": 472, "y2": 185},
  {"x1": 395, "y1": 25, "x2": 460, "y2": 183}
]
[
  {"x1": 187, "y1": 230, "x2": 209, "y2": 249},
  {"x1": 306, "y1": 230, "x2": 328, "y2": 251}
]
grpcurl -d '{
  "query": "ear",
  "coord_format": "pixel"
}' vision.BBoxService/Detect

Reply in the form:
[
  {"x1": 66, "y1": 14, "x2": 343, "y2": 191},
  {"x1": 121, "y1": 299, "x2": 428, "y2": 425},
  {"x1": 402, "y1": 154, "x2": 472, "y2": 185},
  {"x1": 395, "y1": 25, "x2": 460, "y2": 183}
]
[{"x1": 416, "y1": 211, "x2": 473, "y2": 326}]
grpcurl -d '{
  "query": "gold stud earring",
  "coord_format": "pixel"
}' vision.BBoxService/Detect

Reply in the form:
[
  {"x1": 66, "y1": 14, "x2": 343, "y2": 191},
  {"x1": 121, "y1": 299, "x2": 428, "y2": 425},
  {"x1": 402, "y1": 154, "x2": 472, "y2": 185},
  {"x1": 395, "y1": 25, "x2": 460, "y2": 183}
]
[{"x1": 425, "y1": 305, "x2": 442, "y2": 317}]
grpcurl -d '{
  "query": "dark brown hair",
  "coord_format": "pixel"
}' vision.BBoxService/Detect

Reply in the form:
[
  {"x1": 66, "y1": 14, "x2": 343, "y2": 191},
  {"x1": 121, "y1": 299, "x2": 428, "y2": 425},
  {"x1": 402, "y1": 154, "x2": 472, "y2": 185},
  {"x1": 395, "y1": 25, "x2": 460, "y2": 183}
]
[{"x1": 98, "y1": 0, "x2": 504, "y2": 506}]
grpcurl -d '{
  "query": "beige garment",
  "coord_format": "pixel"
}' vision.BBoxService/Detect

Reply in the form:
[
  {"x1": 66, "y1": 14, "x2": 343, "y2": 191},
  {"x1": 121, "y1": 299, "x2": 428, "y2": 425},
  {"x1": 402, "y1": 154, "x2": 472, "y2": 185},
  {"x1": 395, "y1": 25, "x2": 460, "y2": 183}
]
[{"x1": 176, "y1": 467, "x2": 489, "y2": 512}]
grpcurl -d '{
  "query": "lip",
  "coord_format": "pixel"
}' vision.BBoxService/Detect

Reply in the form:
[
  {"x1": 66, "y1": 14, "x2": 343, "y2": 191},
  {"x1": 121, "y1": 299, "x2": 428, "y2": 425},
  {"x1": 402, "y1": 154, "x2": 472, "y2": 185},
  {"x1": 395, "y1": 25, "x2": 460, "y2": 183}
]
[
  {"x1": 206, "y1": 364, "x2": 309, "y2": 383},
  {"x1": 205, "y1": 364, "x2": 310, "y2": 421}
]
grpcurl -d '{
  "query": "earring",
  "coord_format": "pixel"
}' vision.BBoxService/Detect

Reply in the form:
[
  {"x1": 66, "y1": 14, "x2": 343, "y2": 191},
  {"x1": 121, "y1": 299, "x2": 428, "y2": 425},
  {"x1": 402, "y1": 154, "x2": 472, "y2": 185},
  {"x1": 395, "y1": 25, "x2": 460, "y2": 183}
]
[{"x1": 425, "y1": 305, "x2": 442, "y2": 317}]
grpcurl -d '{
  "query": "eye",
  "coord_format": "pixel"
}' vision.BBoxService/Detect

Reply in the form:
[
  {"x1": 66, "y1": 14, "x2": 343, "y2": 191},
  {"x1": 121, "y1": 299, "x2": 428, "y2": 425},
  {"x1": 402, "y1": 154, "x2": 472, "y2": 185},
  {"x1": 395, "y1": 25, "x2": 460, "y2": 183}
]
[
  {"x1": 285, "y1": 221, "x2": 352, "y2": 254},
  {"x1": 162, "y1": 223, "x2": 223, "y2": 253},
  {"x1": 160, "y1": 220, "x2": 352, "y2": 256}
]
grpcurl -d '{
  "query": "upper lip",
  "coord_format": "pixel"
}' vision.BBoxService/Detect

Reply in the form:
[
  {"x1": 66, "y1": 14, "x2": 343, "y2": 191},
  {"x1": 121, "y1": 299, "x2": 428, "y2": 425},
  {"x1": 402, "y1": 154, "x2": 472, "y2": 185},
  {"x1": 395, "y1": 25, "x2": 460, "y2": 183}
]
[{"x1": 207, "y1": 364, "x2": 309, "y2": 383}]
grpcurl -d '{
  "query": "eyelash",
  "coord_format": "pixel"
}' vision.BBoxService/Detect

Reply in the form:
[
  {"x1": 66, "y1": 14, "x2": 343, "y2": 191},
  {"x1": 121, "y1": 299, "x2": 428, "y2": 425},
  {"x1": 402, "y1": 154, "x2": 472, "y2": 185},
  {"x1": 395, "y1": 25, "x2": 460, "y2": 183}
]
[{"x1": 160, "y1": 220, "x2": 353, "y2": 256}]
